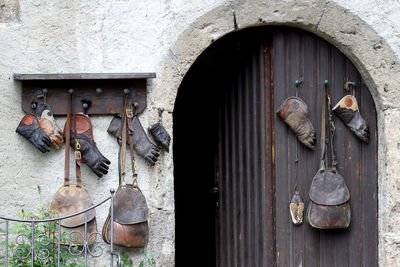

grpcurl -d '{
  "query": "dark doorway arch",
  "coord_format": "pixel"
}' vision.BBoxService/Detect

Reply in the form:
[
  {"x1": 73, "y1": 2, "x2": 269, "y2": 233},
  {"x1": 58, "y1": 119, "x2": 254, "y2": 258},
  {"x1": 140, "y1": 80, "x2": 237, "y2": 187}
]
[{"x1": 173, "y1": 27, "x2": 378, "y2": 267}]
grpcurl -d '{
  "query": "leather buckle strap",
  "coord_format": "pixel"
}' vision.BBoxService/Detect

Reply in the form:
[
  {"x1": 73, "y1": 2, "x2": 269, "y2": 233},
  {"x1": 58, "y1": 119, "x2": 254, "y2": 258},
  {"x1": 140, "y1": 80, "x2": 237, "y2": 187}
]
[
  {"x1": 64, "y1": 93, "x2": 72, "y2": 187},
  {"x1": 120, "y1": 96, "x2": 128, "y2": 185},
  {"x1": 320, "y1": 83, "x2": 338, "y2": 172},
  {"x1": 127, "y1": 101, "x2": 138, "y2": 187},
  {"x1": 119, "y1": 98, "x2": 139, "y2": 187}
]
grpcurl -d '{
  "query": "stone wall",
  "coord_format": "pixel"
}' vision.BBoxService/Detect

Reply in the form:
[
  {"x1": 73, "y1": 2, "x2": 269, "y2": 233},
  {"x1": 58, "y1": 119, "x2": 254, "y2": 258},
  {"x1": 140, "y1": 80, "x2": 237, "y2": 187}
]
[{"x1": 0, "y1": 0, "x2": 399, "y2": 266}]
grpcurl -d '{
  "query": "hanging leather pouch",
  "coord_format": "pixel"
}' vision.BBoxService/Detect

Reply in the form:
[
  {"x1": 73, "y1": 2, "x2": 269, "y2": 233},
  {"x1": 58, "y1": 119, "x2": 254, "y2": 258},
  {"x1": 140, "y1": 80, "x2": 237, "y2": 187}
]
[
  {"x1": 102, "y1": 97, "x2": 149, "y2": 247},
  {"x1": 307, "y1": 85, "x2": 351, "y2": 229},
  {"x1": 50, "y1": 93, "x2": 97, "y2": 245}
]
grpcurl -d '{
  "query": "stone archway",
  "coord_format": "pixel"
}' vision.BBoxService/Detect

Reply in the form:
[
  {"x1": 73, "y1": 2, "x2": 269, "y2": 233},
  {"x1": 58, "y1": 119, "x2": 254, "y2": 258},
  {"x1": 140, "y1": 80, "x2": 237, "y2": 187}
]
[{"x1": 153, "y1": 1, "x2": 400, "y2": 265}]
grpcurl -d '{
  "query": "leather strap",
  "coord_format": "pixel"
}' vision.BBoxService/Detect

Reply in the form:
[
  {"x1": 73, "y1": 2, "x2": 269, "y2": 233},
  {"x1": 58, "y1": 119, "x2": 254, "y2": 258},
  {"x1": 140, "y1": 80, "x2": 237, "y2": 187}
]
[
  {"x1": 64, "y1": 94, "x2": 72, "y2": 186},
  {"x1": 72, "y1": 94, "x2": 82, "y2": 188},
  {"x1": 118, "y1": 97, "x2": 139, "y2": 187},
  {"x1": 120, "y1": 96, "x2": 128, "y2": 185},
  {"x1": 319, "y1": 84, "x2": 327, "y2": 171},
  {"x1": 127, "y1": 101, "x2": 138, "y2": 187},
  {"x1": 327, "y1": 94, "x2": 337, "y2": 171},
  {"x1": 320, "y1": 83, "x2": 337, "y2": 171}
]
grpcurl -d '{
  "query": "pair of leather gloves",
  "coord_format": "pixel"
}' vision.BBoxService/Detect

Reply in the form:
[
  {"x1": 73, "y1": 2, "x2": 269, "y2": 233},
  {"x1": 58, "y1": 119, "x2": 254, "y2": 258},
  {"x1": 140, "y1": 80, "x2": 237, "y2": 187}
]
[
  {"x1": 16, "y1": 106, "x2": 110, "y2": 177},
  {"x1": 277, "y1": 95, "x2": 369, "y2": 150},
  {"x1": 16, "y1": 104, "x2": 63, "y2": 153}
]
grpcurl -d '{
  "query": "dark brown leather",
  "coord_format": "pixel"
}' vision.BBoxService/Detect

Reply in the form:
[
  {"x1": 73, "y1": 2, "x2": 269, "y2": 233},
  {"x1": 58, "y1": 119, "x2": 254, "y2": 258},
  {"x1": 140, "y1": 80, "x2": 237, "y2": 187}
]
[
  {"x1": 307, "y1": 201, "x2": 351, "y2": 229},
  {"x1": 276, "y1": 96, "x2": 316, "y2": 150},
  {"x1": 309, "y1": 170, "x2": 350, "y2": 205},
  {"x1": 113, "y1": 185, "x2": 148, "y2": 224},
  {"x1": 16, "y1": 114, "x2": 52, "y2": 153},
  {"x1": 51, "y1": 94, "x2": 97, "y2": 245},
  {"x1": 102, "y1": 98, "x2": 149, "y2": 248},
  {"x1": 102, "y1": 215, "x2": 148, "y2": 248},
  {"x1": 307, "y1": 86, "x2": 351, "y2": 229},
  {"x1": 333, "y1": 95, "x2": 369, "y2": 143},
  {"x1": 107, "y1": 115, "x2": 160, "y2": 166},
  {"x1": 149, "y1": 122, "x2": 171, "y2": 152},
  {"x1": 64, "y1": 113, "x2": 111, "y2": 177}
]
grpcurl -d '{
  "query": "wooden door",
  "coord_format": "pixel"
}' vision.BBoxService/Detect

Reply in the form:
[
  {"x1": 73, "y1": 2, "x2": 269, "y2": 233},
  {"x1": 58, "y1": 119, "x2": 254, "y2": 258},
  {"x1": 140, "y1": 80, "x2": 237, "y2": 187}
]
[
  {"x1": 273, "y1": 28, "x2": 378, "y2": 267},
  {"x1": 215, "y1": 27, "x2": 377, "y2": 267},
  {"x1": 174, "y1": 26, "x2": 378, "y2": 267}
]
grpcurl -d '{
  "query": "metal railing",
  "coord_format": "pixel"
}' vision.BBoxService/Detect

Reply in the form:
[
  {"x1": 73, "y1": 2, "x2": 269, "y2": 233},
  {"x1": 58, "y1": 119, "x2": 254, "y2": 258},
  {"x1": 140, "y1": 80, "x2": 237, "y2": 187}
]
[{"x1": 0, "y1": 189, "x2": 120, "y2": 267}]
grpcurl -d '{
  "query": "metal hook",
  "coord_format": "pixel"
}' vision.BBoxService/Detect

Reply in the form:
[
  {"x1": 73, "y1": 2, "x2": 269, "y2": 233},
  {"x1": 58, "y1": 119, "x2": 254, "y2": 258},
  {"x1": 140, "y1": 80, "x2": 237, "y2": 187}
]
[
  {"x1": 344, "y1": 81, "x2": 356, "y2": 91},
  {"x1": 81, "y1": 99, "x2": 92, "y2": 115},
  {"x1": 132, "y1": 102, "x2": 139, "y2": 115},
  {"x1": 295, "y1": 80, "x2": 302, "y2": 97},
  {"x1": 42, "y1": 88, "x2": 48, "y2": 104}
]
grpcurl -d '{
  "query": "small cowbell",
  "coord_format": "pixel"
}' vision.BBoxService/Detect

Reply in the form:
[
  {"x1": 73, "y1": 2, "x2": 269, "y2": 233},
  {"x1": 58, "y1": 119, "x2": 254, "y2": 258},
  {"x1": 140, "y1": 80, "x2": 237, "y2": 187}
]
[{"x1": 289, "y1": 189, "x2": 304, "y2": 225}]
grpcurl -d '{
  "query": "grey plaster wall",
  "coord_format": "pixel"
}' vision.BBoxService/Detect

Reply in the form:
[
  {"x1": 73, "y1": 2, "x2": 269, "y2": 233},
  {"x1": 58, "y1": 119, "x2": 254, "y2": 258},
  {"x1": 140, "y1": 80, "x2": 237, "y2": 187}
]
[{"x1": 0, "y1": 0, "x2": 399, "y2": 266}]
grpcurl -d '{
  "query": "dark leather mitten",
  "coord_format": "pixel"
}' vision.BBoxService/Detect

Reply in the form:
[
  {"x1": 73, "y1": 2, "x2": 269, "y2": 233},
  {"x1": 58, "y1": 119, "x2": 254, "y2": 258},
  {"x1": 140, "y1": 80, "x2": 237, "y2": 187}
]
[
  {"x1": 16, "y1": 114, "x2": 52, "y2": 153},
  {"x1": 65, "y1": 113, "x2": 111, "y2": 177},
  {"x1": 107, "y1": 115, "x2": 160, "y2": 166},
  {"x1": 276, "y1": 97, "x2": 316, "y2": 150},
  {"x1": 333, "y1": 95, "x2": 369, "y2": 142},
  {"x1": 148, "y1": 122, "x2": 171, "y2": 152}
]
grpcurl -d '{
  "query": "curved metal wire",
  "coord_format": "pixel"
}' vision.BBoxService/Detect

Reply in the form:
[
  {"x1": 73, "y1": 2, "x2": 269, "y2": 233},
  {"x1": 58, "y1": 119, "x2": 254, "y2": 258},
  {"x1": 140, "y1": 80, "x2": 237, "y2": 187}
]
[
  {"x1": 0, "y1": 196, "x2": 111, "y2": 223},
  {"x1": 87, "y1": 232, "x2": 104, "y2": 257}
]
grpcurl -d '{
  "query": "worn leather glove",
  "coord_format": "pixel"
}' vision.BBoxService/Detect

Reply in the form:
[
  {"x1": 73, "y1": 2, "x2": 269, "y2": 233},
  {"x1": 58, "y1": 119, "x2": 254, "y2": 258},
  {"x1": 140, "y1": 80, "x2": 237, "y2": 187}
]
[
  {"x1": 39, "y1": 109, "x2": 63, "y2": 149},
  {"x1": 16, "y1": 114, "x2": 52, "y2": 153},
  {"x1": 65, "y1": 113, "x2": 111, "y2": 177},
  {"x1": 148, "y1": 122, "x2": 171, "y2": 152},
  {"x1": 333, "y1": 95, "x2": 369, "y2": 143},
  {"x1": 276, "y1": 97, "x2": 316, "y2": 150},
  {"x1": 108, "y1": 115, "x2": 160, "y2": 166}
]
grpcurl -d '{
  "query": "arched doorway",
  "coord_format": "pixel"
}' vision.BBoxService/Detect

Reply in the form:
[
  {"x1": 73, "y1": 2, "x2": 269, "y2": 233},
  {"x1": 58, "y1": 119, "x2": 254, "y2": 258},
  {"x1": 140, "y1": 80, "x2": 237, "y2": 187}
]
[{"x1": 173, "y1": 27, "x2": 377, "y2": 267}]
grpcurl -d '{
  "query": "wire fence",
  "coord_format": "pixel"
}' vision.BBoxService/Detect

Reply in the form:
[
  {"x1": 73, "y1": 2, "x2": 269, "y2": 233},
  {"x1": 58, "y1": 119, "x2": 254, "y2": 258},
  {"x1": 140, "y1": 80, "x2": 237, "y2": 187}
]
[{"x1": 0, "y1": 189, "x2": 120, "y2": 267}]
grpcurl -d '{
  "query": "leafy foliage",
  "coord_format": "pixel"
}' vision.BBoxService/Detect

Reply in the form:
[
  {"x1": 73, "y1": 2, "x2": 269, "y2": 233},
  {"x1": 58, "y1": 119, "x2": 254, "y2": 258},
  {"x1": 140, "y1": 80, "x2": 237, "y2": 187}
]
[
  {"x1": 0, "y1": 186, "x2": 84, "y2": 267},
  {"x1": 120, "y1": 251, "x2": 155, "y2": 267}
]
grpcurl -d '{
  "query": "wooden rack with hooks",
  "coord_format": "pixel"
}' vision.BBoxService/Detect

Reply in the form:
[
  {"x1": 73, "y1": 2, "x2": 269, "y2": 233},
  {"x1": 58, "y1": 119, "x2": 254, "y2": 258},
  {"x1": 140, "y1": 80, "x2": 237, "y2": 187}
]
[{"x1": 14, "y1": 73, "x2": 156, "y2": 115}]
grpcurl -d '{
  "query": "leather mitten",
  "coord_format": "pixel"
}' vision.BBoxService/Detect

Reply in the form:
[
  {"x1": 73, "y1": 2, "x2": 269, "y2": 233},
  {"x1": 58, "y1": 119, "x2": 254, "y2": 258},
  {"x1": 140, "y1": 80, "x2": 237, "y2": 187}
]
[
  {"x1": 16, "y1": 114, "x2": 52, "y2": 153},
  {"x1": 39, "y1": 109, "x2": 63, "y2": 149},
  {"x1": 333, "y1": 95, "x2": 369, "y2": 143},
  {"x1": 107, "y1": 115, "x2": 160, "y2": 166},
  {"x1": 290, "y1": 190, "x2": 304, "y2": 225},
  {"x1": 65, "y1": 113, "x2": 111, "y2": 177},
  {"x1": 276, "y1": 97, "x2": 316, "y2": 150},
  {"x1": 149, "y1": 122, "x2": 171, "y2": 152}
]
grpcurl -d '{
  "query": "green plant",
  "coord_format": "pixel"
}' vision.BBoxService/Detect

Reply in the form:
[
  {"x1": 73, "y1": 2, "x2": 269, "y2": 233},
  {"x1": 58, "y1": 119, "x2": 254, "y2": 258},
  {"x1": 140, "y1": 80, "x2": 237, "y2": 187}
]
[
  {"x1": 0, "y1": 186, "x2": 84, "y2": 267},
  {"x1": 120, "y1": 251, "x2": 155, "y2": 267},
  {"x1": 139, "y1": 253, "x2": 155, "y2": 267}
]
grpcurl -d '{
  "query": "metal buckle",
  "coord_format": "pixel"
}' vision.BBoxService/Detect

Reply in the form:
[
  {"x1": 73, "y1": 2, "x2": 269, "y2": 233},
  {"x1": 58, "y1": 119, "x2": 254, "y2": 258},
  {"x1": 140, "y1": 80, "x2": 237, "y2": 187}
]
[{"x1": 75, "y1": 140, "x2": 82, "y2": 160}]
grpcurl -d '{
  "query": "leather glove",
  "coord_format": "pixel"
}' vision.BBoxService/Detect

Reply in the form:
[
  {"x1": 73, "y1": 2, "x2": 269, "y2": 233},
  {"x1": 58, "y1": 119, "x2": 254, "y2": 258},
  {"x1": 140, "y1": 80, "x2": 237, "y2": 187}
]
[
  {"x1": 276, "y1": 97, "x2": 316, "y2": 150},
  {"x1": 148, "y1": 122, "x2": 171, "y2": 152},
  {"x1": 39, "y1": 109, "x2": 63, "y2": 149},
  {"x1": 65, "y1": 113, "x2": 111, "y2": 177},
  {"x1": 16, "y1": 114, "x2": 52, "y2": 153},
  {"x1": 333, "y1": 95, "x2": 369, "y2": 142},
  {"x1": 108, "y1": 115, "x2": 160, "y2": 166}
]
